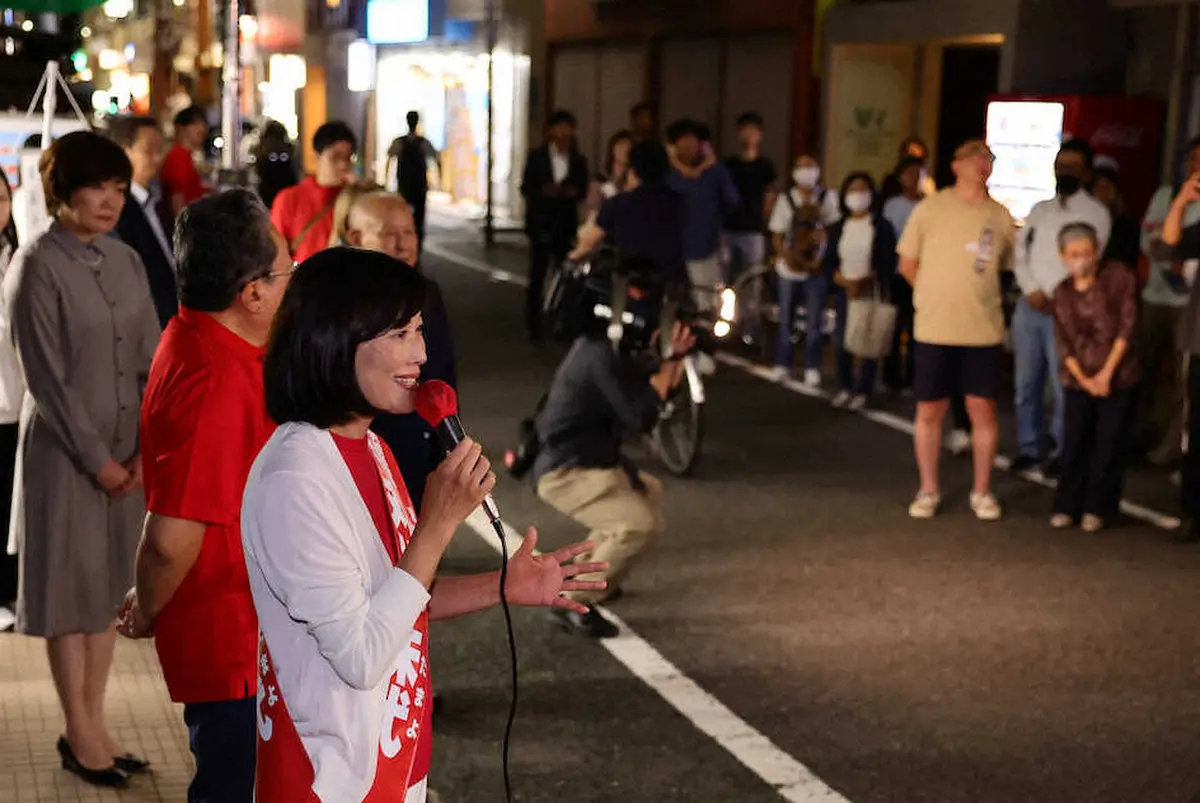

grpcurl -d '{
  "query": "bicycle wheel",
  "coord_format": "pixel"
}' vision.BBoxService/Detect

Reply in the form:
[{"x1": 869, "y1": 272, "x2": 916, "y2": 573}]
[
  {"x1": 732, "y1": 266, "x2": 778, "y2": 362},
  {"x1": 650, "y1": 374, "x2": 704, "y2": 477}
]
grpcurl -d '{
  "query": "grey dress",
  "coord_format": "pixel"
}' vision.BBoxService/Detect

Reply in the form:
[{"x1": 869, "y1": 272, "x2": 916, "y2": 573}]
[{"x1": 4, "y1": 221, "x2": 160, "y2": 637}]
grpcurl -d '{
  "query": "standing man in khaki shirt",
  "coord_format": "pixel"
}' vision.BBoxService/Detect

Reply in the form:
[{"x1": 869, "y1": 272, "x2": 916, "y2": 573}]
[{"x1": 897, "y1": 140, "x2": 1015, "y2": 521}]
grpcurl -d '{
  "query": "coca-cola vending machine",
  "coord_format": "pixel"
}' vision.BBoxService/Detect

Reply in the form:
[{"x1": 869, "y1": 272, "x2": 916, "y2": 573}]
[{"x1": 984, "y1": 94, "x2": 1164, "y2": 224}]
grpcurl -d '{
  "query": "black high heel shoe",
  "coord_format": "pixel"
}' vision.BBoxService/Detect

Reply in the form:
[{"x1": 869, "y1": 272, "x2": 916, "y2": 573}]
[
  {"x1": 113, "y1": 752, "x2": 151, "y2": 774},
  {"x1": 56, "y1": 736, "x2": 128, "y2": 788}
]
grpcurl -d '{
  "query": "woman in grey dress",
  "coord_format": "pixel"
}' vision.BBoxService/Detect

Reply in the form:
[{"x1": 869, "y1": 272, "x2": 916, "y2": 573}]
[{"x1": 4, "y1": 131, "x2": 159, "y2": 786}]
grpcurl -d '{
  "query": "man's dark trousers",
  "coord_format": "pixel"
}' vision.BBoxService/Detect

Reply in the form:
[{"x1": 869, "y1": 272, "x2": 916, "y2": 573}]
[
  {"x1": 527, "y1": 229, "x2": 570, "y2": 340},
  {"x1": 183, "y1": 695, "x2": 257, "y2": 802}
]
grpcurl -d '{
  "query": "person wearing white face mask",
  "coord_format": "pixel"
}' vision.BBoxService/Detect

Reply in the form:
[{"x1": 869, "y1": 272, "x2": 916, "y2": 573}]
[
  {"x1": 767, "y1": 154, "x2": 842, "y2": 385},
  {"x1": 822, "y1": 172, "x2": 897, "y2": 410},
  {"x1": 1050, "y1": 222, "x2": 1138, "y2": 533}
]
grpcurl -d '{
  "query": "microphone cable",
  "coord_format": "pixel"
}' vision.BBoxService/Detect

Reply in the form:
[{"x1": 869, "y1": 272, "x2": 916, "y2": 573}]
[{"x1": 491, "y1": 516, "x2": 518, "y2": 803}]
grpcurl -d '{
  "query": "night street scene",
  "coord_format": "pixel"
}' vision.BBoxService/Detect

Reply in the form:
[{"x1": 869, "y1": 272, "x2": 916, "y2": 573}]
[{"x1": 1, "y1": 0, "x2": 1200, "y2": 802}]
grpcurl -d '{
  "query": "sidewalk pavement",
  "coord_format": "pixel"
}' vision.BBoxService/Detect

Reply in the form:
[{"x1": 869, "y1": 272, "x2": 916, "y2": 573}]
[{"x1": 0, "y1": 634, "x2": 192, "y2": 802}]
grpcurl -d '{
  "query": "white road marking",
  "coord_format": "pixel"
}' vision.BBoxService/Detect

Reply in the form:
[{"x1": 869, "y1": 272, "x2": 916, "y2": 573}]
[{"x1": 463, "y1": 509, "x2": 852, "y2": 803}]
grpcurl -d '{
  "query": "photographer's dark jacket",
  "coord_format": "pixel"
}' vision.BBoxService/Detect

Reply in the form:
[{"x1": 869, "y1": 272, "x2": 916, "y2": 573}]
[{"x1": 532, "y1": 336, "x2": 661, "y2": 484}]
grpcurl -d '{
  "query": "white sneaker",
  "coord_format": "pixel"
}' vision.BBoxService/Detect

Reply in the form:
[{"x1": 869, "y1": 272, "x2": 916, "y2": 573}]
[
  {"x1": 945, "y1": 429, "x2": 971, "y2": 455},
  {"x1": 803, "y1": 369, "x2": 821, "y2": 388},
  {"x1": 831, "y1": 390, "x2": 852, "y2": 408},
  {"x1": 0, "y1": 605, "x2": 14, "y2": 632},
  {"x1": 848, "y1": 394, "x2": 868, "y2": 411},
  {"x1": 908, "y1": 491, "x2": 941, "y2": 519},
  {"x1": 1049, "y1": 513, "x2": 1072, "y2": 529},
  {"x1": 766, "y1": 365, "x2": 789, "y2": 383},
  {"x1": 970, "y1": 492, "x2": 1003, "y2": 521}
]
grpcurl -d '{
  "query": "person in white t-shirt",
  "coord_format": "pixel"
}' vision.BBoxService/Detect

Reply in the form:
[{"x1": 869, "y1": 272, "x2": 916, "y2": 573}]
[
  {"x1": 767, "y1": 154, "x2": 841, "y2": 385},
  {"x1": 821, "y1": 172, "x2": 897, "y2": 410}
]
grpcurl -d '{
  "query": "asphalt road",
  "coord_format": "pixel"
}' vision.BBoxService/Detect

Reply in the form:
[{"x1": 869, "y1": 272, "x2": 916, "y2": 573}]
[{"x1": 420, "y1": 220, "x2": 1200, "y2": 803}]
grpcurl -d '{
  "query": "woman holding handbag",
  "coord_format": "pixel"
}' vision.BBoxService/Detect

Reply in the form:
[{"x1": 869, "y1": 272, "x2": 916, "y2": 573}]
[{"x1": 822, "y1": 172, "x2": 897, "y2": 410}]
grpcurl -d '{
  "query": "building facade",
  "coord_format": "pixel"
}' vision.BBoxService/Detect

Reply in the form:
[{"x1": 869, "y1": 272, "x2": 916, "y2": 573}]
[
  {"x1": 821, "y1": 0, "x2": 1197, "y2": 196},
  {"x1": 542, "y1": 0, "x2": 818, "y2": 180}
]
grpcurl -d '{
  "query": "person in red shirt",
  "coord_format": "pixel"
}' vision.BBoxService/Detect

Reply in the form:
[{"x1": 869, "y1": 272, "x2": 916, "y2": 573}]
[
  {"x1": 117, "y1": 189, "x2": 295, "y2": 803},
  {"x1": 270, "y1": 120, "x2": 356, "y2": 262},
  {"x1": 160, "y1": 106, "x2": 209, "y2": 217}
]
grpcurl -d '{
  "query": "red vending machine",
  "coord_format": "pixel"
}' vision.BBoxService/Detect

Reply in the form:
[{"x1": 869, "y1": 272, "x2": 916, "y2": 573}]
[{"x1": 984, "y1": 94, "x2": 1164, "y2": 224}]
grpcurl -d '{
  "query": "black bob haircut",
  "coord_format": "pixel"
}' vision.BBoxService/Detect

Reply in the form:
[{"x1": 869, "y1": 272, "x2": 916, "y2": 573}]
[
  {"x1": 175, "y1": 189, "x2": 278, "y2": 311},
  {"x1": 265, "y1": 247, "x2": 427, "y2": 429},
  {"x1": 40, "y1": 130, "x2": 132, "y2": 216},
  {"x1": 313, "y1": 120, "x2": 358, "y2": 155}
]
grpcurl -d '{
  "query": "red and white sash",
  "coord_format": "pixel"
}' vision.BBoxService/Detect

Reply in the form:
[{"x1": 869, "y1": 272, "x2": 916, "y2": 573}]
[{"x1": 255, "y1": 433, "x2": 432, "y2": 803}]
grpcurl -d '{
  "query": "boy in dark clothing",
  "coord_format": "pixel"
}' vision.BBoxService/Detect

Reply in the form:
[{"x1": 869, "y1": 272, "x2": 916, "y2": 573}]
[{"x1": 723, "y1": 112, "x2": 776, "y2": 284}]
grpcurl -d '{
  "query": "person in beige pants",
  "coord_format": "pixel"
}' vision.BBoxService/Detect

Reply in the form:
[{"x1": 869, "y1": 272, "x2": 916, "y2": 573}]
[
  {"x1": 537, "y1": 467, "x2": 666, "y2": 605},
  {"x1": 532, "y1": 312, "x2": 694, "y2": 639}
]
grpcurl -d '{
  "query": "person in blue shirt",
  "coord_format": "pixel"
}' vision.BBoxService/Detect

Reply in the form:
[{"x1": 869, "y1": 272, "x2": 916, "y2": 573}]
[{"x1": 665, "y1": 119, "x2": 740, "y2": 313}]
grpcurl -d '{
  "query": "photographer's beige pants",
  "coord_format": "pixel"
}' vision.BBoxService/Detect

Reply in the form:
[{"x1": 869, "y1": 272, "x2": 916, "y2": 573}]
[{"x1": 536, "y1": 467, "x2": 665, "y2": 605}]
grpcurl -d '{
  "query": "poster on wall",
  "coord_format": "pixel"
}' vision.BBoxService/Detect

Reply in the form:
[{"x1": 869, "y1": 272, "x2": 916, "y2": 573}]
[{"x1": 824, "y1": 45, "x2": 915, "y2": 187}]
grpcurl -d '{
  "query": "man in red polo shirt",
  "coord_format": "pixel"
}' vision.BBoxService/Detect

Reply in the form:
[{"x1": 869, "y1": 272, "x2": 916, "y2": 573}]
[
  {"x1": 160, "y1": 105, "x2": 210, "y2": 217},
  {"x1": 270, "y1": 120, "x2": 356, "y2": 262},
  {"x1": 117, "y1": 189, "x2": 293, "y2": 803}
]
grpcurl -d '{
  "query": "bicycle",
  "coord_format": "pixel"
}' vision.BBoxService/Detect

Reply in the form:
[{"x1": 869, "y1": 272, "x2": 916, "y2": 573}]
[{"x1": 731, "y1": 263, "x2": 837, "y2": 363}]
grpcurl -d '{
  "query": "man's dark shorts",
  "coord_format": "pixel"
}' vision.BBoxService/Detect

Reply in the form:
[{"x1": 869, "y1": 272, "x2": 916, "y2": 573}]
[{"x1": 913, "y1": 342, "x2": 1003, "y2": 402}]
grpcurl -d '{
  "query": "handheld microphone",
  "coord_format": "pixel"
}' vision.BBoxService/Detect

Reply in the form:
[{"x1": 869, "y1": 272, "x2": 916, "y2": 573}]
[
  {"x1": 413, "y1": 380, "x2": 502, "y2": 527},
  {"x1": 413, "y1": 378, "x2": 517, "y2": 803}
]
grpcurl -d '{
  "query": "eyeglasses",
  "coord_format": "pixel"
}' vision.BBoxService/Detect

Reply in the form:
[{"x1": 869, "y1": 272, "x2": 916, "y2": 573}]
[{"x1": 264, "y1": 261, "x2": 299, "y2": 280}]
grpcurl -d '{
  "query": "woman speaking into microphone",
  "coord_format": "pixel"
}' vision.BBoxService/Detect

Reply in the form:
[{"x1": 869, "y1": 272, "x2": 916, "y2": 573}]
[{"x1": 242, "y1": 247, "x2": 605, "y2": 803}]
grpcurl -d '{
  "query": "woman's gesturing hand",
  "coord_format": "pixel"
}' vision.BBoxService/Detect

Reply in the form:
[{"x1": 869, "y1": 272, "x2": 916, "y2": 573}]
[
  {"x1": 503, "y1": 527, "x2": 609, "y2": 614},
  {"x1": 421, "y1": 437, "x2": 496, "y2": 536}
]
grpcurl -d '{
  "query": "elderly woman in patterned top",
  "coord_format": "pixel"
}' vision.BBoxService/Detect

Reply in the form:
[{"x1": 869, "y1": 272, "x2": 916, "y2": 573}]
[
  {"x1": 3, "y1": 130, "x2": 160, "y2": 787},
  {"x1": 1050, "y1": 221, "x2": 1139, "y2": 534}
]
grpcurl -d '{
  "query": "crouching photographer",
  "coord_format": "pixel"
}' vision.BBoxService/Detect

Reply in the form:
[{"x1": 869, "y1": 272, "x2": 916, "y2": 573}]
[{"x1": 517, "y1": 255, "x2": 695, "y2": 638}]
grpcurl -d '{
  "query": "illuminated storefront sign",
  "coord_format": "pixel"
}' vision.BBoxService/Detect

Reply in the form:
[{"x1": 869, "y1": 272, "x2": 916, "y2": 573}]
[{"x1": 367, "y1": 0, "x2": 429, "y2": 45}]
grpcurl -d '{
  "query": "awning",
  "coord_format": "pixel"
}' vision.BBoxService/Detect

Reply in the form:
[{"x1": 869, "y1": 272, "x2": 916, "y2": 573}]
[{"x1": 3, "y1": 0, "x2": 105, "y2": 12}]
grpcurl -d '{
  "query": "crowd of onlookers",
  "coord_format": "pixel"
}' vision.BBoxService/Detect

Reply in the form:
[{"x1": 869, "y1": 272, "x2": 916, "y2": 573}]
[{"x1": 528, "y1": 100, "x2": 1200, "y2": 539}]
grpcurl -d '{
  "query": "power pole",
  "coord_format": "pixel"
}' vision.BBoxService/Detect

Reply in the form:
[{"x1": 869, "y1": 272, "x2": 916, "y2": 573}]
[
  {"x1": 484, "y1": 0, "x2": 496, "y2": 247},
  {"x1": 220, "y1": 0, "x2": 239, "y2": 172}
]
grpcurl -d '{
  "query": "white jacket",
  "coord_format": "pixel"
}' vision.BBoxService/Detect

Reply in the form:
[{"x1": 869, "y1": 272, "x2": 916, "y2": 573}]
[
  {"x1": 0, "y1": 243, "x2": 26, "y2": 425},
  {"x1": 241, "y1": 421, "x2": 431, "y2": 802}
]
